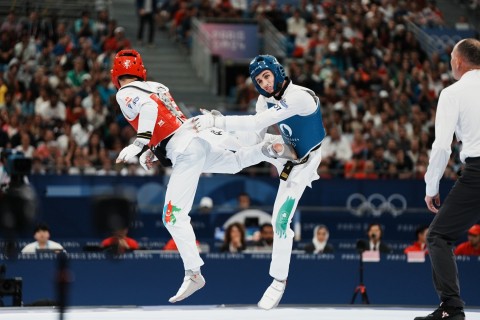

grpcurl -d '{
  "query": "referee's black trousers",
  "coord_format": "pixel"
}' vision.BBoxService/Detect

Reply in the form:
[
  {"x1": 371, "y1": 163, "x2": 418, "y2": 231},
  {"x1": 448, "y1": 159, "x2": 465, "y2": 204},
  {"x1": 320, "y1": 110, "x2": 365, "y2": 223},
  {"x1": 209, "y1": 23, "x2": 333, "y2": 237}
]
[{"x1": 427, "y1": 157, "x2": 480, "y2": 308}]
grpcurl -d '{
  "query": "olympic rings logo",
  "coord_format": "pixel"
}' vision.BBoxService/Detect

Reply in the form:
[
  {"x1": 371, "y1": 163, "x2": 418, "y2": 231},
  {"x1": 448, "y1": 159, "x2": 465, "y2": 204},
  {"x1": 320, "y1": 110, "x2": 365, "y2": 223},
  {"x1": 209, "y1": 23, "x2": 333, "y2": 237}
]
[{"x1": 346, "y1": 193, "x2": 407, "y2": 218}]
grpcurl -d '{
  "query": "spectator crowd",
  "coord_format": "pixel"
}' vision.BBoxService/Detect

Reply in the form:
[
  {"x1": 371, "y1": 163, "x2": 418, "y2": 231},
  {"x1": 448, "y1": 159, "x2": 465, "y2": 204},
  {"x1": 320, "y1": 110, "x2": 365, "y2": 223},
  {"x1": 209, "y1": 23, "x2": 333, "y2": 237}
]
[{"x1": 0, "y1": 0, "x2": 470, "y2": 181}]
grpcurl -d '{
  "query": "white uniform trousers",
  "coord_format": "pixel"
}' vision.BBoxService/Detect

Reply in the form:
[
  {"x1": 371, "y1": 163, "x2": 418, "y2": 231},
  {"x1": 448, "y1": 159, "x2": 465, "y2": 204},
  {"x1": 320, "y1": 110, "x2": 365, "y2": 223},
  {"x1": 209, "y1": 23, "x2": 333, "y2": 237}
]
[
  {"x1": 163, "y1": 134, "x2": 268, "y2": 271},
  {"x1": 268, "y1": 147, "x2": 323, "y2": 280}
]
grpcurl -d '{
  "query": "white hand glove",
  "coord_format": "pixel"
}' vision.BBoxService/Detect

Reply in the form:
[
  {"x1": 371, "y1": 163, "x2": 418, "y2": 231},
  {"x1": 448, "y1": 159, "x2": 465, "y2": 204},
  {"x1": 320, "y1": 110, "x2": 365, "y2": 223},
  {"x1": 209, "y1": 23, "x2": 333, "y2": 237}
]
[
  {"x1": 193, "y1": 113, "x2": 215, "y2": 131},
  {"x1": 139, "y1": 149, "x2": 158, "y2": 171},
  {"x1": 201, "y1": 108, "x2": 224, "y2": 117},
  {"x1": 116, "y1": 139, "x2": 145, "y2": 163},
  {"x1": 194, "y1": 109, "x2": 225, "y2": 131}
]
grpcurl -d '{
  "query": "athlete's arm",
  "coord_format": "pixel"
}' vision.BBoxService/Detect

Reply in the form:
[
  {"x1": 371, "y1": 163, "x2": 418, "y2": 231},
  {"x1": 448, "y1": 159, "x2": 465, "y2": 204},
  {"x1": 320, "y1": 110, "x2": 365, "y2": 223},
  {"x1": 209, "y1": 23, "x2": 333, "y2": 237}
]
[
  {"x1": 194, "y1": 90, "x2": 316, "y2": 132},
  {"x1": 116, "y1": 90, "x2": 158, "y2": 163},
  {"x1": 224, "y1": 91, "x2": 316, "y2": 131}
]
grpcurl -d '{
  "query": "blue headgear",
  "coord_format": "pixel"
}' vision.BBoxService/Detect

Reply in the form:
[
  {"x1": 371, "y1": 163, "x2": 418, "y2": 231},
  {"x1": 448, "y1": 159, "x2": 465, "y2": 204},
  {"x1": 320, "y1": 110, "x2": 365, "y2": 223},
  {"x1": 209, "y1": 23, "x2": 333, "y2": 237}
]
[{"x1": 249, "y1": 55, "x2": 286, "y2": 97}]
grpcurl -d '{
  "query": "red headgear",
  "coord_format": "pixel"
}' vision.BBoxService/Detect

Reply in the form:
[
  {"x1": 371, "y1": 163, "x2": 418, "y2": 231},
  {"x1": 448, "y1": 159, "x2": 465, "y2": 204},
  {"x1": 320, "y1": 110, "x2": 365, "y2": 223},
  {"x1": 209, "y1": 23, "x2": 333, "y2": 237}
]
[{"x1": 111, "y1": 49, "x2": 147, "y2": 89}]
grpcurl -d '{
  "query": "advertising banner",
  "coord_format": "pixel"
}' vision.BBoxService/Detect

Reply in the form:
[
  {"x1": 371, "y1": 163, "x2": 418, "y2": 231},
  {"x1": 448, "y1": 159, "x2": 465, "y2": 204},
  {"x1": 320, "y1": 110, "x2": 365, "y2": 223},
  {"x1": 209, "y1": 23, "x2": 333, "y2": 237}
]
[{"x1": 200, "y1": 23, "x2": 258, "y2": 59}]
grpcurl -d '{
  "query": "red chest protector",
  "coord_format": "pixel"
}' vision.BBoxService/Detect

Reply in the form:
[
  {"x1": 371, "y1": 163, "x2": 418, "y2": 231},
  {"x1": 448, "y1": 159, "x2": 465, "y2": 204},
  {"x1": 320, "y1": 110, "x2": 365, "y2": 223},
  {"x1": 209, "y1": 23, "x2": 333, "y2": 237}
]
[{"x1": 122, "y1": 85, "x2": 187, "y2": 147}]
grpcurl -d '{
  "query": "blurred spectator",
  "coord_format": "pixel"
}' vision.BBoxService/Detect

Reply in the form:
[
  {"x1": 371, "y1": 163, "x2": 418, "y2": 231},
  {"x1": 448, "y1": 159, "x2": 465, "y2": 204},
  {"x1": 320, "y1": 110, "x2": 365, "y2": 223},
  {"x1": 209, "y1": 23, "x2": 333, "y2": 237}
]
[
  {"x1": 354, "y1": 160, "x2": 379, "y2": 179},
  {"x1": 251, "y1": 223, "x2": 274, "y2": 251},
  {"x1": 21, "y1": 223, "x2": 64, "y2": 253},
  {"x1": 74, "y1": 11, "x2": 95, "y2": 38},
  {"x1": 1, "y1": 11, "x2": 21, "y2": 36},
  {"x1": 404, "y1": 225, "x2": 429, "y2": 255},
  {"x1": 96, "y1": 75, "x2": 116, "y2": 105},
  {"x1": 357, "y1": 223, "x2": 392, "y2": 253},
  {"x1": 304, "y1": 225, "x2": 334, "y2": 254},
  {"x1": 237, "y1": 192, "x2": 251, "y2": 211},
  {"x1": 321, "y1": 126, "x2": 353, "y2": 175},
  {"x1": 395, "y1": 149, "x2": 414, "y2": 179},
  {"x1": 86, "y1": 94, "x2": 108, "y2": 130},
  {"x1": 164, "y1": 238, "x2": 201, "y2": 252},
  {"x1": 198, "y1": 196, "x2": 214, "y2": 214},
  {"x1": 66, "y1": 57, "x2": 88, "y2": 89},
  {"x1": 36, "y1": 90, "x2": 66, "y2": 124},
  {"x1": 136, "y1": 0, "x2": 157, "y2": 46},
  {"x1": 0, "y1": 33, "x2": 13, "y2": 71},
  {"x1": 19, "y1": 89, "x2": 35, "y2": 117},
  {"x1": 3, "y1": 92, "x2": 21, "y2": 116},
  {"x1": 350, "y1": 129, "x2": 368, "y2": 158},
  {"x1": 14, "y1": 132, "x2": 35, "y2": 158},
  {"x1": 85, "y1": 130, "x2": 105, "y2": 167},
  {"x1": 455, "y1": 16, "x2": 472, "y2": 31},
  {"x1": 101, "y1": 227, "x2": 139, "y2": 253},
  {"x1": 66, "y1": 94, "x2": 86, "y2": 124},
  {"x1": 94, "y1": 8, "x2": 110, "y2": 44},
  {"x1": 104, "y1": 26, "x2": 132, "y2": 52},
  {"x1": 286, "y1": 9, "x2": 306, "y2": 43},
  {"x1": 454, "y1": 224, "x2": 480, "y2": 256},
  {"x1": 14, "y1": 32, "x2": 36, "y2": 63},
  {"x1": 220, "y1": 222, "x2": 246, "y2": 253},
  {"x1": 71, "y1": 116, "x2": 94, "y2": 147},
  {"x1": 67, "y1": 145, "x2": 96, "y2": 175},
  {"x1": 344, "y1": 154, "x2": 365, "y2": 179}
]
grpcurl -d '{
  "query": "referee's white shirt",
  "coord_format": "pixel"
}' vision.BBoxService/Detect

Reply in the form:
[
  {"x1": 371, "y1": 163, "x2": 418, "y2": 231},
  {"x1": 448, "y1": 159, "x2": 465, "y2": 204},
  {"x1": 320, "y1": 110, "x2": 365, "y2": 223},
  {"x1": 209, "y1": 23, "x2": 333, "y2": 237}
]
[{"x1": 425, "y1": 70, "x2": 480, "y2": 196}]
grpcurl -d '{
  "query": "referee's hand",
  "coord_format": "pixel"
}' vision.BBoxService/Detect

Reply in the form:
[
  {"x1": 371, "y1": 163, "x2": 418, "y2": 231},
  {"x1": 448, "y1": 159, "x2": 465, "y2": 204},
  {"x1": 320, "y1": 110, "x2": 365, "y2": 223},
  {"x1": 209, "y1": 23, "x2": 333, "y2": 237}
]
[{"x1": 425, "y1": 194, "x2": 441, "y2": 214}]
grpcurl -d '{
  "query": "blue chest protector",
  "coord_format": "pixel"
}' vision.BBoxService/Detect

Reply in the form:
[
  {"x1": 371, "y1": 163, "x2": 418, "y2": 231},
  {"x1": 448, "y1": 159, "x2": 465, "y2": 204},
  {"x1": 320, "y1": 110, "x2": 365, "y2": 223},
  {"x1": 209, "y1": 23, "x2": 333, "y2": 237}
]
[{"x1": 267, "y1": 92, "x2": 326, "y2": 159}]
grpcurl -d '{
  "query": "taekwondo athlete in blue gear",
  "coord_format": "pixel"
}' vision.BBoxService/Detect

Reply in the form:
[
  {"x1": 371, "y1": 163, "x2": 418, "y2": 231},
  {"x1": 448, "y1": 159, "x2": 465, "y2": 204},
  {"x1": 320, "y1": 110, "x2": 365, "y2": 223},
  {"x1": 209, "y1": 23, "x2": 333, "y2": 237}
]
[{"x1": 193, "y1": 54, "x2": 326, "y2": 310}]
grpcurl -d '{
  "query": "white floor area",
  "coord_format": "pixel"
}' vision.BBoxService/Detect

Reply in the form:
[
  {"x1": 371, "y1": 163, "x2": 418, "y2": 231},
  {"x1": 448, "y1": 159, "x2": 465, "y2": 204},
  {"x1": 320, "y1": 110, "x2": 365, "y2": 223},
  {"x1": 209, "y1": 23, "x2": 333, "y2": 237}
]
[{"x1": 2, "y1": 306, "x2": 480, "y2": 320}]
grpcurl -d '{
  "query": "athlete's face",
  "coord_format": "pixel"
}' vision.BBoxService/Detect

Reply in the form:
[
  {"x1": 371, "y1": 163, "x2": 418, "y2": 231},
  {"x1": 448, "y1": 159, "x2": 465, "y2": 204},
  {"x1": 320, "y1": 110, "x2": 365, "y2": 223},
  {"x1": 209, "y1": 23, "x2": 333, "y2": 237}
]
[{"x1": 255, "y1": 70, "x2": 275, "y2": 94}]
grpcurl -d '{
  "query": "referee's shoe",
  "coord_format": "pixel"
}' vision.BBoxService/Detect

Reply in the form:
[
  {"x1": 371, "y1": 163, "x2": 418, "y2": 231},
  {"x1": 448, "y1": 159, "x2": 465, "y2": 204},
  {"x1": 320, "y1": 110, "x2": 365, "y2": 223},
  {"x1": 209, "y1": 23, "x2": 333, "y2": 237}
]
[{"x1": 414, "y1": 304, "x2": 465, "y2": 320}]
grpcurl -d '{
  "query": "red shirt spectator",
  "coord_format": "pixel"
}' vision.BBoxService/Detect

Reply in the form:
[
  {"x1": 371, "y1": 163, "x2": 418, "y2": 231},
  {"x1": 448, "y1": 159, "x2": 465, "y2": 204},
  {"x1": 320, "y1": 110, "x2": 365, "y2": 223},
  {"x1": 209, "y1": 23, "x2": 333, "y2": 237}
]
[
  {"x1": 454, "y1": 225, "x2": 480, "y2": 256},
  {"x1": 455, "y1": 242, "x2": 480, "y2": 256},
  {"x1": 164, "y1": 238, "x2": 200, "y2": 251},
  {"x1": 102, "y1": 237, "x2": 139, "y2": 250},
  {"x1": 101, "y1": 228, "x2": 139, "y2": 253},
  {"x1": 404, "y1": 225, "x2": 429, "y2": 255},
  {"x1": 404, "y1": 241, "x2": 428, "y2": 254}
]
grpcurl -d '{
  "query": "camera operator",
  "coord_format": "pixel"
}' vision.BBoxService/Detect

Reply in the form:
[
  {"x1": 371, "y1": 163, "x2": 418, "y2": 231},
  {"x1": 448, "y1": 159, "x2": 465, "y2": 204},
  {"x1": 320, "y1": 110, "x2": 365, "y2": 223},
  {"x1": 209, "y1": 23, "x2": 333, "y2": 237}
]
[
  {"x1": 0, "y1": 148, "x2": 32, "y2": 191},
  {"x1": 0, "y1": 148, "x2": 36, "y2": 257}
]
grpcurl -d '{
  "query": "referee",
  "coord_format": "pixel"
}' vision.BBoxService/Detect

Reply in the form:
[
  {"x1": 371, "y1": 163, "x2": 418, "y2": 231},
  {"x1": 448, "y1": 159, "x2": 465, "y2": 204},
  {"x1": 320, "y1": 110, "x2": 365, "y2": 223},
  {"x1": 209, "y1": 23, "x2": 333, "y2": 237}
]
[{"x1": 419, "y1": 38, "x2": 480, "y2": 320}]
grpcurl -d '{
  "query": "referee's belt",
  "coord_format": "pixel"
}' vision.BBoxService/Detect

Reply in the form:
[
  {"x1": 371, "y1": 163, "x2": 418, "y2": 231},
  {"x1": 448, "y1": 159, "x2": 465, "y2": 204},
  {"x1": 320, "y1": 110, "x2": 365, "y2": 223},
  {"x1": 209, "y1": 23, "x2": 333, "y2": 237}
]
[{"x1": 280, "y1": 144, "x2": 321, "y2": 181}]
